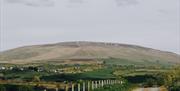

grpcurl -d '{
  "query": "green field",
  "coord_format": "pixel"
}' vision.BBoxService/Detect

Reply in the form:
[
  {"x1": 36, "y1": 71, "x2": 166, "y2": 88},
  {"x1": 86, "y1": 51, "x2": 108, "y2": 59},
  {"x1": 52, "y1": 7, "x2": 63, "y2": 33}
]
[{"x1": 0, "y1": 63, "x2": 179, "y2": 91}]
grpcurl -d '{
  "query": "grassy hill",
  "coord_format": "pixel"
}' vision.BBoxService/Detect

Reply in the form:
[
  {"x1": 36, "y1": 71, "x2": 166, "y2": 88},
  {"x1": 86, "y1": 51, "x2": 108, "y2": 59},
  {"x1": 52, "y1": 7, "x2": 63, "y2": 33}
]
[{"x1": 0, "y1": 41, "x2": 179, "y2": 65}]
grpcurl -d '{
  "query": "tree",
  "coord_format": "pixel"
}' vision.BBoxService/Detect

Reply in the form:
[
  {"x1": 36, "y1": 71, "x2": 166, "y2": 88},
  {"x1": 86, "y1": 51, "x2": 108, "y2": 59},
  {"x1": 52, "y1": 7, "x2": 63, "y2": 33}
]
[
  {"x1": 32, "y1": 75, "x2": 40, "y2": 82},
  {"x1": 18, "y1": 85, "x2": 33, "y2": 91},
  {"x1": 0, "y1": 85, "x2": 6, "y2": 91},
  {"x1": 145, "y1": 78, "x2": 157, "y2": 87}
]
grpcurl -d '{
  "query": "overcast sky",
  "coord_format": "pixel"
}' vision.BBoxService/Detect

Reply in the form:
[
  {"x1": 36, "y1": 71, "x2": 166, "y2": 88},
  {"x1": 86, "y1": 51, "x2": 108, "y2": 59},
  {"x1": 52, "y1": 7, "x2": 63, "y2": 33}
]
[{"x1": 0, "y1": 0, "x2": 180, "y2": 54}]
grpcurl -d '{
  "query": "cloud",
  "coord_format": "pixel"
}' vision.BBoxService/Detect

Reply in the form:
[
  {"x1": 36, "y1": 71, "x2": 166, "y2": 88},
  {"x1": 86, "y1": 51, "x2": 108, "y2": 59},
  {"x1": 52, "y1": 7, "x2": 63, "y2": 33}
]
[
  {"x1": 68, "y1": 0, "x2": 138, "y2": 5},
  {"x1": 115, "y1": 0, "x2": 139, "y2": 6},
  {"x1": 5, "y1": 0, "x2": 139, "y2": 7},
  {"x1": 5, "y1": 0, "x2": 55, "y2": 7},
  {"x1": 157, "y1": 9, "x2": 169, "y2": 14},
  {"x1": 69, "y1": 0, "x2": 84, "y2": 4}
]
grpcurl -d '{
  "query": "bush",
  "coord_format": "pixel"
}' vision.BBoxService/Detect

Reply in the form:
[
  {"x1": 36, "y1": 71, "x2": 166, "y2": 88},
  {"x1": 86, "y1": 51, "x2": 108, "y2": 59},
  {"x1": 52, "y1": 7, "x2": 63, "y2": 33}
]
[
  {"x1": 0, "y1": 84, "x2": 35, "y2": 91},
  {"x1": 144, "y1": 78, "x2": 157, "y2": 87},
  {"x1": 169, "y1": 86, "x2": 180, "y2": 91}
]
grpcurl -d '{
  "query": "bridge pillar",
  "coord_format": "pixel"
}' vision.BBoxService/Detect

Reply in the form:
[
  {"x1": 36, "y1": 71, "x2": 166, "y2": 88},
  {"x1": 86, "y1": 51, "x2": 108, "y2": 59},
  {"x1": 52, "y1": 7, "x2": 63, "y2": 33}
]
[
  {"x1": 88, "y1": 81, "x2": 90, "y2": 91},
  {"x1": 101, "y1": 80, "x2": 104, "y2": 87},
  {"x1": 83, "y1": 82, "x2": 85, "y2": 91},
  {"x1": 95, "y1": 81, "x2": 98, "y2": 88},
  {"x1": 78, "y1": 83, "x2": 81, "y2": 91},
  {"x1": 104, "y1": 80, "x2": 106, "y2": 85},
  {"x1": 92, "y1": 81, "x2": 94, "y2": 90},
  {"x1": 65, "y1": 85, "x2": 69, "y2": 91},
  {"x1": 55, "y1": 88, "x2": 58, "y2": 91},
  {"x1": 98, "y1": 80, "x2": 101, "y2": 87},
  {"x1": 71, "y1": 84, "x2": 75, "y2": 91}
]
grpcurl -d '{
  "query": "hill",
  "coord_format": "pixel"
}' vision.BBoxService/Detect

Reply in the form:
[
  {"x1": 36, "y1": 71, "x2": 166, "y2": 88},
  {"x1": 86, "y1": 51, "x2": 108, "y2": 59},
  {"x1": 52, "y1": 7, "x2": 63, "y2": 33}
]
[{"x1": 0, "y1": 41, "x2": 179, "y2": 65}]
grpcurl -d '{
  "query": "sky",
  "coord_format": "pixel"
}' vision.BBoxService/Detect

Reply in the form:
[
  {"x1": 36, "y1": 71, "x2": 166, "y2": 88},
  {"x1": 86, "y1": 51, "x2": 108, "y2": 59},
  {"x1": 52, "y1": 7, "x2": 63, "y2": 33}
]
[{"x1": 0, "y1": 0, "x2": 180, "y2": 54}]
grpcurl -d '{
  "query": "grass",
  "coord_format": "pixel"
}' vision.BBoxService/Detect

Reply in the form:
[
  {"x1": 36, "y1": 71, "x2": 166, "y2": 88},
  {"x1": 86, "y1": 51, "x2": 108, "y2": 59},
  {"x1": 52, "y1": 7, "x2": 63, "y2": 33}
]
[
  {"x1": 93, "y1": 82, "x2": 136, "y2": 91},
  {"x1": 103, "y1": 58, "x2": 142, "y2": 65},
  {"x1": 41, "y1": 68, "x2": 116, "y2": 82},
  {"x1": 113, "y1": 68, "x2": 168, "y2": 77},
  {"x1": 102, "y1": 58, "x2": 174, "y2": 67},
  {"x1": 80, "y1": 68, "x2": 115, "y2": 79},
  {"x1": 2, "y1": 70, "x2": 53, "y2": 81}
]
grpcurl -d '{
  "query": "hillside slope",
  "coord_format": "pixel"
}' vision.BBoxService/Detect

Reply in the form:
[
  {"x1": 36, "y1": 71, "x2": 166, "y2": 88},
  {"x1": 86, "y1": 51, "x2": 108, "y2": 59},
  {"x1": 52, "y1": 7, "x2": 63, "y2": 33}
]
[{"x1": 0, "y1": 41, "x2": 179, "y2": 65}]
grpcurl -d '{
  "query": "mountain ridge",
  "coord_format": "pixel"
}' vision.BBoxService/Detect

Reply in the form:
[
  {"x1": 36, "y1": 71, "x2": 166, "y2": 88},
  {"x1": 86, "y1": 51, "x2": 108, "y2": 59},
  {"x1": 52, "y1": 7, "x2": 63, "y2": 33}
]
[{"x1": 0, "y1": 41, "x2": 179, "y2": 65}]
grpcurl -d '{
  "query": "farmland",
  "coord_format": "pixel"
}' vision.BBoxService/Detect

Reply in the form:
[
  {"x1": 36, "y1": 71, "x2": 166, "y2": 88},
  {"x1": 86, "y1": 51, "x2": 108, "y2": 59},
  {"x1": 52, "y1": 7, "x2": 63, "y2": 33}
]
[{"x1": 0, "y1": 63, "x2": 179, "y2": 91}]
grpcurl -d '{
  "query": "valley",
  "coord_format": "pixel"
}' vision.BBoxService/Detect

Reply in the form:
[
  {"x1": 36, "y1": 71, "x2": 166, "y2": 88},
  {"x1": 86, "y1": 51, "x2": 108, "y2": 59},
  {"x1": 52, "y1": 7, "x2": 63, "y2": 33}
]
[{"x1": 0, "y1": 42, "x2": 179, "y2": 91}]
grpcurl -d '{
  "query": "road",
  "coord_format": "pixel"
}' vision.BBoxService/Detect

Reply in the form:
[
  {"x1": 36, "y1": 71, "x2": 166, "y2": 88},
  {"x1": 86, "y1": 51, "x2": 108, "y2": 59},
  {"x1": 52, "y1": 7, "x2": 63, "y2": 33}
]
[{"x1": 133, "y1": 88, "x2": 160, "y2": 91}]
